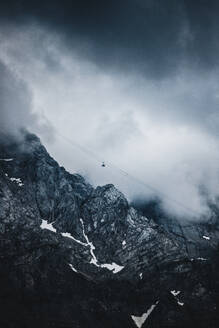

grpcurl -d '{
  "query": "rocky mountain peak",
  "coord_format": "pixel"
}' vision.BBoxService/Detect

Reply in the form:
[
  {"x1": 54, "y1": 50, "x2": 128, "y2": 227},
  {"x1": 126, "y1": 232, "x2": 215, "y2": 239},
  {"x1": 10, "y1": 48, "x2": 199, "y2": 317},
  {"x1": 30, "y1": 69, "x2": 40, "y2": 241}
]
[{"x1": 1, "y1": 132, "x2": 219, "y2": 327}]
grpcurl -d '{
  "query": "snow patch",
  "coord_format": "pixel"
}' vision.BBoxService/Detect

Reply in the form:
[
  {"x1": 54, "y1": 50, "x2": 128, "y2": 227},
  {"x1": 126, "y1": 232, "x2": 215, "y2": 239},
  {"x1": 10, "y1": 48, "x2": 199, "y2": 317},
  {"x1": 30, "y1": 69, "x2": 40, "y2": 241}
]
[
  {"x1": 61, "y1": 232, "x2": 87, "y2": 246},
  {"x1": 9, "y1": 177, "x2": 24, "y2": 187},
  {"x1": 203, "y1": 235, "x2": 210, "y2": 240},
  {"x1": 170, "y1": 290, "x2": 184, "y2": 307},
  {"x1": 80, "y1": 218, "x2": 99, "y2": 266},
  {"x1": 69, "y1": 263, "x2": 78, "y2": 273},
  {"x1": 100, "y1": 263, "x2": 124, "y2": 274},
  {"x1": 80, "y1": 218, "x2": 124, "y2": 273},
  {"x1": 0, "y1": 158, "x2": 13, "y2": 161},
  {"x1": 171, "y1": 290, "x2": 181, "y2": 296},
  {"x1": 40, "y1": 220, "x2": 57, "y2": 233},
  {"x1": 131, "y1": 301, "x2": 159, "y2": 328}
]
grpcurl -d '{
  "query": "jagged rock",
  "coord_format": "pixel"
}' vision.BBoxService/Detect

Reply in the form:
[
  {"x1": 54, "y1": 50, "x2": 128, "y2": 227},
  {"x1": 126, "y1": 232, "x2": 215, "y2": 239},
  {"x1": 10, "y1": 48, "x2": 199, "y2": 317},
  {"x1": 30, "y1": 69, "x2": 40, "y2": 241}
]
[{"x1": 0, "y1": 131, "x2": 219, "y2": 327}]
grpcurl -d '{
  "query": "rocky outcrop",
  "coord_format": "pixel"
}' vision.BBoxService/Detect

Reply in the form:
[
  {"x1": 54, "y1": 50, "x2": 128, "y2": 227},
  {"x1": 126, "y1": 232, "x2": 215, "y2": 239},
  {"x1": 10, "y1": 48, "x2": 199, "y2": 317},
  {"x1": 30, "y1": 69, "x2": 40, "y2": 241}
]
[{"x1": 0, "y1": 131, "x2": 219, "y2": 327}]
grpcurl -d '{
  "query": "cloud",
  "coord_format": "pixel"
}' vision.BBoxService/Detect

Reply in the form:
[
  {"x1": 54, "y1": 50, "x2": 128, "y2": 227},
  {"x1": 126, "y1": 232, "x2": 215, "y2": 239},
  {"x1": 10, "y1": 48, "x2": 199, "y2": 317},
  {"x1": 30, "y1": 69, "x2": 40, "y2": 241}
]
[
  {"x1": 0, "y1": 61, "x2": 32, "y2": 135},
  {"x1": 1, "y1": 23, "x2": 219, "y2": 219},
  {"x1": 0, "y1": 34, "x2": 54, "y2": 141},
  {"x1": 1, "y1": 1, "x2": 219, "y2": 77}
]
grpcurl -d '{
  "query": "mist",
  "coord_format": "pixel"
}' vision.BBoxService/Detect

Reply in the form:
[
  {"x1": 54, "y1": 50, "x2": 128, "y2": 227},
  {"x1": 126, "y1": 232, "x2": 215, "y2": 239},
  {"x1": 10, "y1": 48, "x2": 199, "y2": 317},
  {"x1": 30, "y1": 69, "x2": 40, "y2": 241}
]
[
  {"x1": 0, "y1": 55, "x2": 54, "y2": 142},
  {"x1": 1, "y1": 24, "x2": 219, "y2": 219}
]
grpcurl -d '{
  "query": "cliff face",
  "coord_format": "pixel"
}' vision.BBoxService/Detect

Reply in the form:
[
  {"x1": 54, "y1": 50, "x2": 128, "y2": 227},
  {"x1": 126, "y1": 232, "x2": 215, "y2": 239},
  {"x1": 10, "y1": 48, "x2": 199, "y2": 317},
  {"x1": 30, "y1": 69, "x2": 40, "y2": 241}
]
[{"x1": 1, "y1": 132, "x2": 219, "y2": 328}]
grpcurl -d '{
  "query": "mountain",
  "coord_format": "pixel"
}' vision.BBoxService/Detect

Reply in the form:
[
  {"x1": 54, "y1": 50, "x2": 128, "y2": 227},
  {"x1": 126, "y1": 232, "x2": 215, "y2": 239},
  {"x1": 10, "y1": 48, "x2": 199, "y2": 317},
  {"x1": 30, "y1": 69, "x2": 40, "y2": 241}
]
[{"x1": 0, "y1": 131, "x2": 219, "y2": 328}]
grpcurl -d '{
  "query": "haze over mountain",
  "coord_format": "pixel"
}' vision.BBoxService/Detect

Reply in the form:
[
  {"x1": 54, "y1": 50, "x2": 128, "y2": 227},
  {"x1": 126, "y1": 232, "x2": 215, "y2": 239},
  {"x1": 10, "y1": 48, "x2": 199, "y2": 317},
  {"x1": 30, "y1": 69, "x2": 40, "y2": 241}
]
[{"x1": 1, "y1": 1, "x2": 219, "y2": 217}]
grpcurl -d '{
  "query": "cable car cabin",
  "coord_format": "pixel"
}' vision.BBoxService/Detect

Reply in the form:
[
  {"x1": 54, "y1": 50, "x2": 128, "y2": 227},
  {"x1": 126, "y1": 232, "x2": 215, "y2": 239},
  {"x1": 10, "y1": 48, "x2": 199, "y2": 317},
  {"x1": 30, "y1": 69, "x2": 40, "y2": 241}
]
[{"x1": 101, "y1": 162, "x2": 106, "y2": 167}]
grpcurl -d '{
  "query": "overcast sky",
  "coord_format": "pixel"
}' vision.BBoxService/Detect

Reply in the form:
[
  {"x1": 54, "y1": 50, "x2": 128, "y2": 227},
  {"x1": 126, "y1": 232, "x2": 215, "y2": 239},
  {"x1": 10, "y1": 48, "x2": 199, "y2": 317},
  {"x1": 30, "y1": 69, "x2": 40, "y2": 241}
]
[{"x1": 1, "y1": 0, "x2": 219, "y2": 218}]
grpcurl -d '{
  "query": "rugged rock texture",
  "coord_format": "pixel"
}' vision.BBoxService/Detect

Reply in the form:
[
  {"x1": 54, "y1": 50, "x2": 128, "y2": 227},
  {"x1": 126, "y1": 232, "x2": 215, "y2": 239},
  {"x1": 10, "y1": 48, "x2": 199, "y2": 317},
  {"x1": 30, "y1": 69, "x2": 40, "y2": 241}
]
[{"x1": 0, "y1": 132, "x2": 219, "y2": 327}]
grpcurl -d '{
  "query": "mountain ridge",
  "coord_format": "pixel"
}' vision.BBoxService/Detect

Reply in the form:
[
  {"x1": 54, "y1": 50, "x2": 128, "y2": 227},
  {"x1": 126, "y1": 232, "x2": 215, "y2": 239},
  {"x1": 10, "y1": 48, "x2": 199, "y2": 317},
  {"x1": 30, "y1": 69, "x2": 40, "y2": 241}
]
[{"x1": 1, "y1": 131, "x2": 219, "y2": 327}]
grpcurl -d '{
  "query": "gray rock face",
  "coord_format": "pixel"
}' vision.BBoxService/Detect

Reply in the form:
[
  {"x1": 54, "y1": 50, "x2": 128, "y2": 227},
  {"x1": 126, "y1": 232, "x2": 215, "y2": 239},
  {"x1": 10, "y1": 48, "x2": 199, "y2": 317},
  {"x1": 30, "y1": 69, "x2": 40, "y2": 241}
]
[{"x1": 0, "y1": 131, "x2": 219, "y2": 327}]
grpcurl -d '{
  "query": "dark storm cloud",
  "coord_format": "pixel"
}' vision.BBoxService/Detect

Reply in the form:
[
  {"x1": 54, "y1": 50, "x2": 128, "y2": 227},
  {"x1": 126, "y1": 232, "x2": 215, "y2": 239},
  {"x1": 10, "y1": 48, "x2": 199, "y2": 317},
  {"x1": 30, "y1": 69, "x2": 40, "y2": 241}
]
[
  {"x1": 1, "y1": 1, "x2": 219, "y2": 218},
  {"x1": 1, "y1": 0, "x2": 219, "y2": 78}
]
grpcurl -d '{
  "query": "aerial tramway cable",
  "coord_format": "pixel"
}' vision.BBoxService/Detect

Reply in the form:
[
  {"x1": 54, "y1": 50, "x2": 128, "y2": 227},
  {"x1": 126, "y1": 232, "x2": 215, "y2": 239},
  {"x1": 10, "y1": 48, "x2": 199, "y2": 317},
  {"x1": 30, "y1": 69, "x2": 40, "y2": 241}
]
[{"x1": 56, "y1": 130, "x2": 203, "y2": 217}]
